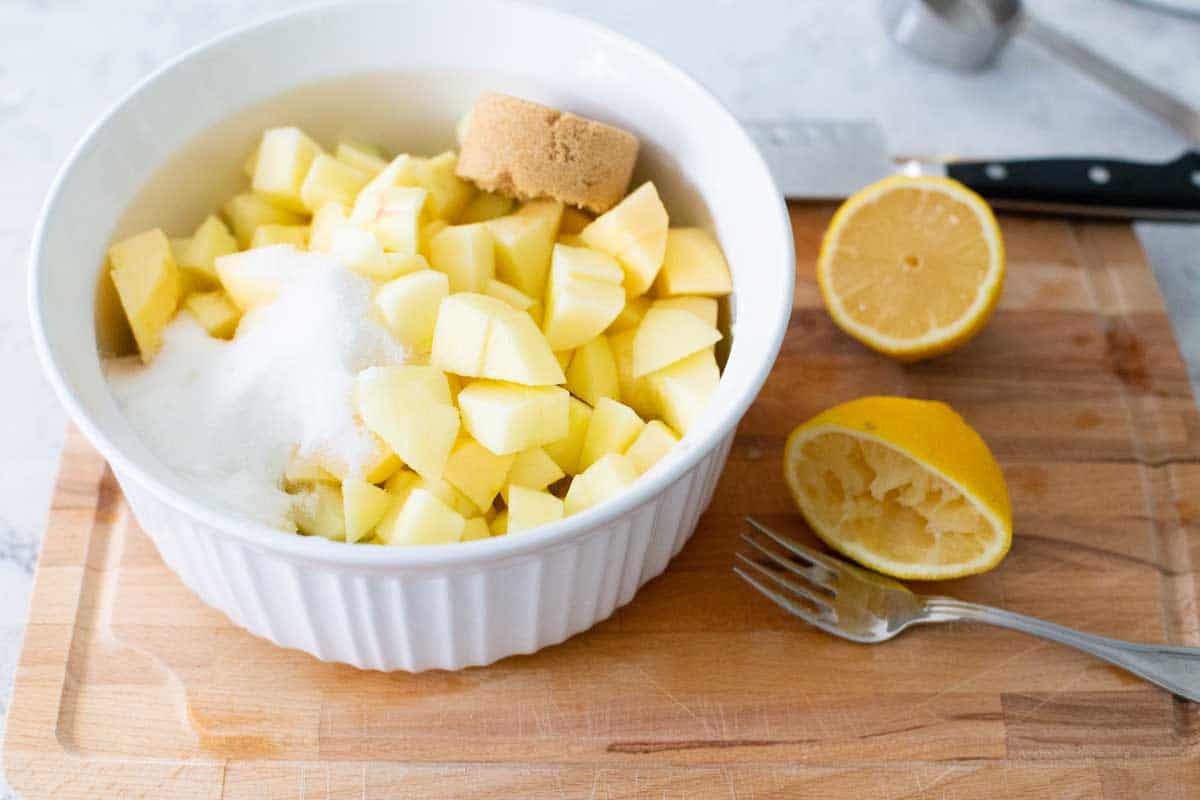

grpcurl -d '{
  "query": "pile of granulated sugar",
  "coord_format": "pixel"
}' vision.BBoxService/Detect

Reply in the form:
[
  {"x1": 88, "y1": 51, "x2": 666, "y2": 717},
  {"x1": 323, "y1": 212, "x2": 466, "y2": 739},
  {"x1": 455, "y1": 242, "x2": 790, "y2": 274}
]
[{"x1": 105, "y1": 246, "x2": 408, "y2": 529}]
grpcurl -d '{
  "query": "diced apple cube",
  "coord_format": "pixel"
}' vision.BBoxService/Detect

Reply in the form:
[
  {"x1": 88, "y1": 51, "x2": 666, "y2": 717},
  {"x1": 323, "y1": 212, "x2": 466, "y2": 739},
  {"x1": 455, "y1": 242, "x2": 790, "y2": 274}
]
[
  {"x1": 559, "y1": 206, "x2": 594, "y2": 236},
  {"x1": 653, "y1": 295, "x2": 719, "y2": 328},
  {"x1": 443, "y1": 435, "x2": 516, "y2": 512},
  {"x1": 108, "y1": 229, "x2": 181, "y2": 362},
  {"x1": 183, "y1": 290, "x2": 240, "y2": 339},
  {"x1": 351, "y1": 186, "x2": 428, "y2": 255},
  {"x1": 565, "y1": 334, "x2": 620, "y2": 407},
  {"x1": 646, "y1": 348, "x2": 720, "y2": 435},
  {"x1": 578, "y1": 397, "x2": 645, "y2": 473},
  {"x1": 483, "y1": 279, "x2": 536, "y2": 316},
  {"x1": 489, "y1": 509, "x2": 509, "y2": 536},
  {"x1": 308, "y1": 202, "x2": 349, "y2": 252},
  {"x1": 378, "y1": 488, "x2": 466, "y2": 546},
  {"x1": 419, "y1": 219, "x2": 447, "y2": 259},
  {"x1": 374, "y1": 269, "x2": 449, "y2": 352},
  {"x1": 415, "y1": 476, "x2": 480, "y2": 518},
  {"x1": 460, "y1": 191, "x2": 515, "y2": 224},
  {"x1": 486, "y1": 199, "x2": 564, "y2": 298},
  {"x1": 251, "y1": 223, "x2": 308, "y2": 249},
  {"x1": 607, "y1": 328, "x2": 659, "y2": 419},
  {"x1": 335, "y1": 140, "x2": 388, "y2": 176},
  {"x1": 542, "y1": 244, "x2": 626, "y2": 351},
  {"x1": 429, "y1": 223, "x2": 495, "y2": 292},
  {"x1": 431, "y1": 293, "x2": 564, "y2": 386},
  {"x1": 284, "y1": 449, "x2": 339, "y2": 488},
  {"x1": 342, "y1": 478, "x2": 391, "y2": 543},
  {"x1": 384, "y1": 468, "x2": 420, "y2": 496},
  {"x1": 632, "y1": 307, "x2": 721, "y2": 377},
  {"x1": 563, "y1": 453, "x2": 639, "y2": 516},
  {"x1": 355, "y1": 366, "x2": 459, "y2": 481},
  {"x1": 223, "y1": 192, "x2": 306, "y2": 247},
  {"x1": 330, "y1": 226, "x2": 396, "y2": 280},
  {"x1": 457, "y1": 381, "x2": 569, "y2": 455},
  {"x1": 624, "y1": 419, "x2": 680, "y2": 475},
  {"x1": 543, "y1": 396, "x2": 593, "y2": 476},
  {"x1": 461, "y1": 517, "x2": 491, "y2": 541},
  {"x1": 501, "y1": 447, "x2": 565, "y2": 502},
  {"x1": 213, "y1": 246, "x2": 295, "y2": 311},
  {"x1": 653, "y1": 227, "x2": 733, "y2": 297},
  {"x1": 580, "y1": 182, "x2": 668, "y2": 297},
  {"x1": 413, "y1": 151, "x2": 475, "y2": 221},
  {"x1": 251, "y1": 127, "x2": 325, "y2": 212},
  {"x1": 294, "y1": 483, "x2": 346, "y2": 541},
  {"x1": 506, "y1": 485, "x2": 565, "y2": 534},
  {"x1": 176, "y1": 215, "x2": 237, "y2": 288},
  {"x1": 606, "y1": 294, "x2": 651, "y2": 334},
  {"x1": 300, "y1": 153, "x2": 371, "y2": 212},
  {"x1": 555, "y1": 350, "x2": 573, "y2": 370}
]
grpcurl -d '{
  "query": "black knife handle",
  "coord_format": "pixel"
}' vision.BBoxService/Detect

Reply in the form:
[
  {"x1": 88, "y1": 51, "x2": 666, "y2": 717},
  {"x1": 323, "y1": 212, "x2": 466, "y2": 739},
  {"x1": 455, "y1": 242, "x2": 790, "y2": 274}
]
[{"x1": 947, "y1": 151, "x2": 1200, "y2": 212}]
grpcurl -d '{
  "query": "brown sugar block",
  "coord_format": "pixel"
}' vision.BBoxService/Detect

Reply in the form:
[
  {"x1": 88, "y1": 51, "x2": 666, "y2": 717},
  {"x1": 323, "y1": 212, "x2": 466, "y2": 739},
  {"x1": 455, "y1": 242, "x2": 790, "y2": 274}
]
[{"x1": 456, "y1": 93, "x2": 639, "y2": 214}]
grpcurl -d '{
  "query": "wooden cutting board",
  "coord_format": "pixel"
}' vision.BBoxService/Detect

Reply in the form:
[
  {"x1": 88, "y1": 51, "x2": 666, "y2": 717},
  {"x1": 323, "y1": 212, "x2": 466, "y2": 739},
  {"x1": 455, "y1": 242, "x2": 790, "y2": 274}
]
[{"x1": 7, "y1": 207, "x2": 1200, "y2": 799}]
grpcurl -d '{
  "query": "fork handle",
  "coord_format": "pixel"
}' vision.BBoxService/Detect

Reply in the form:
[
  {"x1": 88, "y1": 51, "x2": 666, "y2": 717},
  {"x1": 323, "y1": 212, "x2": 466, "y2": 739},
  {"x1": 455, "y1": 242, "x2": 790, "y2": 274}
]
[{"x1": 922, "y1": 597, "x2": 1200, "y2": 702}]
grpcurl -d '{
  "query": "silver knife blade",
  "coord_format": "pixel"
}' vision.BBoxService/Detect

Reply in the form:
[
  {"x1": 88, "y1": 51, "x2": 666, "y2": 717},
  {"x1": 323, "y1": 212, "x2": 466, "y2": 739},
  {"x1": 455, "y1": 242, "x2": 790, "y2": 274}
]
[{"x1": 743, "y1": 119, "x2": 906, "y2": 199}]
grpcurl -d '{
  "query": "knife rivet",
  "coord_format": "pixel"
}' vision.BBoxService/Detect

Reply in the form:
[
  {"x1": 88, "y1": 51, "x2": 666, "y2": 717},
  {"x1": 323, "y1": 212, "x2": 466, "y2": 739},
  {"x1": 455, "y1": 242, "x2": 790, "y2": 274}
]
[
  {"x1": 985, "y1": 164, "x2": 1007, "y2": 181},
  {"x1": 1088, "y1": 165, "x2": 1111, "y2": 185}
]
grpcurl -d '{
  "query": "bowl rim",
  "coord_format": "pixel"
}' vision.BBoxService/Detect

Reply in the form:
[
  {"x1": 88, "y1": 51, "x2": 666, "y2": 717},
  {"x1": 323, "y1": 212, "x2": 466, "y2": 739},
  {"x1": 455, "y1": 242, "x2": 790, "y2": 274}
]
[{"x1": 29, "y1": 0, "x2": 795, "y2": 570}]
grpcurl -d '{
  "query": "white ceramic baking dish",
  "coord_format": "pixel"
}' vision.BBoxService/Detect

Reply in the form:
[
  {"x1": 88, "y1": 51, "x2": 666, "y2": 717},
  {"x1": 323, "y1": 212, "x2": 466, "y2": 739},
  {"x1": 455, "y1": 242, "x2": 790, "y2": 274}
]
[{"x1": 30, "y1": 0, "x2": 794, "y2": 670}]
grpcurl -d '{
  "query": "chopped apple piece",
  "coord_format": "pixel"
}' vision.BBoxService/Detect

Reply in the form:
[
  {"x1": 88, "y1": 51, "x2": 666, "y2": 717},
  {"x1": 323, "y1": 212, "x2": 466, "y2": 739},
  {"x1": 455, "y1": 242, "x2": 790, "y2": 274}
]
[
  {"x1": 502, "y1": 447, "x2": 565, "y2": 502},
  {"x1": 108, "y1": 229, "x2": 181, "y2": 362},
  {"x1": 384, "y1": 468, "x2": 420, "y2": 496},
  {"x1": 183, "y1": 291, "x2": 240, "y2": 339},
  {"x1": 374, "y1": 269, "x2": 449, "y2": 352},
  {"x1": 457, "y1": 381, "x2": 570, "y2": 455},
  {"x1": 506, "y1": 485, "x2": 565, "y2": 534},
  {"x1": 443, "y1": 435, "x2": 516, "y2": 512},
  {"x1": 563, "y1": 453, "x2": 639, "y2": 516},
  {"x1": 542, "y1": 244, "x2": 626, "y2": 351},
  {"x1": 489, "y1": 510, "x2": 509, "y2": 536},
  {"x1": 355, "y1": 366, "x2": 459, "y2": 481},
  {"x1": 486, "y1": 199, "x2": 564, "y2": 297},
  {"x1": 415, "y1": 476, "x2": 480, "y2": 518},
  {"x1": 607, "y1": 294, "x2": 651, "y2": 334},
  {"x1": 251, "y1": 223, "x2": 308, "y2": 249},
  {"x1": 556, "y1": 233, "x2": 586, "y2": 247},
  {"x1": 461, "y1": 517, "x2": 491, "y2": 541},
  {"x1": 624, "y1": 420, "x2": 679, "y2": 475},
  {"x1": 653, "y1": 296, "x2": 719, "y2": 328},
  {"x1": 223, "y1": 192, "x2": 306, "y2": 247},
  {"x1": 300, "y1": 153, "x2": 371, "y2": 212},
  {"x1": 419, "y1": 219, "x2": 448, "y2": 258},
  {"x1": 411, "y1": 151, "x2": 475, "y2": 221},
  {"x1": 330, "y1": 226, "x2": 407, "y2": 280},
  {"x1": 565, "y1": 334, "x2": 620, "y2": 407},
  {"x1": 429, "y1": 223, "x2": 495, "y2": 292},
  {"x1": 308, "y1": 202, "x2": 349, "y2": 252},
  {"x1": 175, "y1": 215, "x2": 237, "y2": 288},
  {"x1": 559, "y1": 206, "x2": 594, "y2": 236},
  {"x1": 580, "y1": 182, "x2": 668, "y2": 297},
  {"x1": 543, "y1": 396, "x2": 593, "y2": 476},
  {"x1": 294, "y1": 483, "x2": 346, "y2": 541},
  {"x1": 607, "y1": 328, "x2": 658, "y2": 419},
  {"x1": 653, "y1": 227, "x2": 733, "y2": 297},
  {"x1": 483, "y1": 279, "x2": 537, "y2": 316},
  {"x1": 431, "y1": 293, "x2": 564, "y2": 386},
  {"x1": 342, "y1": 478, "x2": 391, "y2": 543},
  {"x1": 646, "y1": 348, "x2": 720, "y2": 435},
  {"x1": 251, "y1": 127, "x2": 325, "y2": 212},
  {"x1": 378, "y1": 488, "x2": 466, "y2": 546},
  {"x1": 284, "y1": 449, "x2": 339, "y2": 488},
  {"x1": 632, "y1": 307, "x2": 721, "y2": 378},
  {"x1": 335, "y1": 141, "x2": 388, "y2": 176},
  {"x1": 315, "y1": 433, "x2": 400, "y2": 484},
  {"x1": 351, "y1": 186, "x2": 427, "y2": 255},
  {"x1": 555, "y1": 350, "x2": 573, "y2": 371},
  {"x1": 460, "y1": 191, "x2": 515, "y2": 224},
  {"x1": 579, "y1": 397, "x2": 645, "y2": 473}
]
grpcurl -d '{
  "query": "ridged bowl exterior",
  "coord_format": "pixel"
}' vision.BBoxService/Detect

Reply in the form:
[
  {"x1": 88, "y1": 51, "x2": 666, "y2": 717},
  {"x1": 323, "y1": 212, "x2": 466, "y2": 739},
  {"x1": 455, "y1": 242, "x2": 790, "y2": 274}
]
[{"x1": 115, "y1": 435, "x2": 733, "y2": 671}]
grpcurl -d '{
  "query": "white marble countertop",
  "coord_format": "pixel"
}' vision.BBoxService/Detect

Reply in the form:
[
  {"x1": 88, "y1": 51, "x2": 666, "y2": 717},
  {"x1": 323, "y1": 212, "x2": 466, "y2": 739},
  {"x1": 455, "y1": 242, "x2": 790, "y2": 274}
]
[{"x1": 1, "y1": 1, "x2": 1197, "y2": 794}]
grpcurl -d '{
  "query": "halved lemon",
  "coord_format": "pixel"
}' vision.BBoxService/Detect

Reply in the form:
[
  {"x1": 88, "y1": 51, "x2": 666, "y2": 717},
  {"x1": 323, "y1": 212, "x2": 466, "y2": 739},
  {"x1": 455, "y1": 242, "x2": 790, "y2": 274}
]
[
  {"x1": 785, "y1": 396, "x2": 1012, "y2": 580},
  {"x1": 817, "y1": 175, "x2": 1004, "y2": 361}
]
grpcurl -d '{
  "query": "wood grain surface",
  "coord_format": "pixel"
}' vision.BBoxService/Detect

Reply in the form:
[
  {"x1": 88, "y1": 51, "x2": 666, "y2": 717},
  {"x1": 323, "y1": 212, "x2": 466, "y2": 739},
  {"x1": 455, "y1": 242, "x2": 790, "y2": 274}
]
[{"x1": 6, "y1": 207, "x2": 1199, "y2": 798}]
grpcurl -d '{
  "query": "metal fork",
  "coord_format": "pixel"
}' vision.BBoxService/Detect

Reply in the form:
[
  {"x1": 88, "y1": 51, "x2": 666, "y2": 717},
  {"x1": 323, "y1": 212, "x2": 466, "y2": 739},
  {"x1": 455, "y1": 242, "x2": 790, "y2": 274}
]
[{"x1": 734, "y1": 518, "x2": 1200, "y2": 703}]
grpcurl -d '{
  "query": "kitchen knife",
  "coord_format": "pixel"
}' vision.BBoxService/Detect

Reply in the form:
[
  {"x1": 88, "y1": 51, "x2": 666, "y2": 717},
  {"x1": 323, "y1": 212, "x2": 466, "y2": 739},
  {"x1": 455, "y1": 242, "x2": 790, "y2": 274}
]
[{"x1": 744, "y1": 119, "x2": 1200, "y2": 221}]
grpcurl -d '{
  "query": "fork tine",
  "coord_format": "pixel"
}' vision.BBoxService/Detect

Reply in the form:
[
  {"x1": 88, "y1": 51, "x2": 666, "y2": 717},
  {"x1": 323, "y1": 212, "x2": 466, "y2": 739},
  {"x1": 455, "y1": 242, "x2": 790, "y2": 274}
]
[
  {"x1": 740, "y1": 533, "x2": 838, "y2": 594},
  {"x1": 734, "y1": 553, "x2": 835, "y2": 617},
  {"x1": 734, "y1": 566, "x2": 845, "y2": 637},
  {"x1": 745, "y1": 517, "x2": 850, "y2": 575}
]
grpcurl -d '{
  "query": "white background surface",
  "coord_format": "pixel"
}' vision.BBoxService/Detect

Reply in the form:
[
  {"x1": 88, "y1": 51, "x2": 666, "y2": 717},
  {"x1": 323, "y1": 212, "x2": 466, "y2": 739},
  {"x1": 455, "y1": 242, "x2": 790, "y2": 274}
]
[{"x1": 1, "y1": 1, "x2": 1198, "y2": 794}]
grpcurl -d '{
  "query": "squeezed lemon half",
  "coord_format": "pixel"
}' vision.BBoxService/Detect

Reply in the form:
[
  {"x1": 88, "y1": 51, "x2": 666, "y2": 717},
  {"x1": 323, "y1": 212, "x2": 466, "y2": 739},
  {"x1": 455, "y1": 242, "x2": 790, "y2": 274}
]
[{"x1": 785, "y1": 396, "x2": 1012, "y2": 580}]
